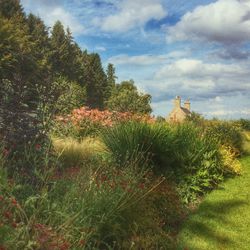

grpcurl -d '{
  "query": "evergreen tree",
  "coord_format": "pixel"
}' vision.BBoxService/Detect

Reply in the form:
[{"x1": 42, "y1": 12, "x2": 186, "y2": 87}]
[
  {"x1": 50, "y1": 21, "x2": 67, "y2": 75},
  {"x1": 50, "y1": 21, "x2": 82, "y2": 82},
  {"x1": 0, "y1": 0, "x2": 25, "y2": 19},
  {"x1": 105, "y1": 63, "x2": 117, "y2": 103},
  {"x1": 85, "y1": 53, "x2": 107, "y2": 109}
]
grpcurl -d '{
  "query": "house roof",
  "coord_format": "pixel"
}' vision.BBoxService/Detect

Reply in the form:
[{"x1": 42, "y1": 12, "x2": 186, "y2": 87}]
[{"x1": 180, "y1": 107, "x2": 191, "y2": 115}]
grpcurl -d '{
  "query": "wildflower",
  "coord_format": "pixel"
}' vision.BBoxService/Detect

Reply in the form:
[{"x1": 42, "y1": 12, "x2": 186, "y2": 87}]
[
  {"x1": 11, "y1": 198, "x2": 18, "y2": 207},
  {"x1": 3, "y1": 211, "x2": 12, "y2": 220},
  {"x1": 79, "y1": 239, "x2": 86, "y2": 246},
  {"x1": 59, "y1": 241, "x2": 70, "y2": 250},
  {"x1": 138, "y1": 183, "x2": 145, "y2": 190},
  {"x1": 12, "y1": 222, "x2": 17, "y2": 228},
  {"x1": 3, "y1": 148, "x2": 9, "y2": 157},
  {"x1": 35, "y1": 144, "x2": 41, "y2": 150}
]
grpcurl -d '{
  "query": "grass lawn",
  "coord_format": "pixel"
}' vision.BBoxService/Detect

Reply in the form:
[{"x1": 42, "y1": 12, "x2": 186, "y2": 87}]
[{"x1": 177, "y1": 155, "x2": 250, "y2": 250}]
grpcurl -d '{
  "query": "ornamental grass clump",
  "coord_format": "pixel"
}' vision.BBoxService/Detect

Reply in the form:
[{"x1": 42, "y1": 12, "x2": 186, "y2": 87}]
[{"x1": 101, "y1": 121, "x2": 175, "y2": 171}]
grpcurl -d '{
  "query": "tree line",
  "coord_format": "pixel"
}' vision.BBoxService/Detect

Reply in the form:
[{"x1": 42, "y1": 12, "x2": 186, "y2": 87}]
[{"x1": 0, "y1": 0, "x2": 152, "y2": 114}]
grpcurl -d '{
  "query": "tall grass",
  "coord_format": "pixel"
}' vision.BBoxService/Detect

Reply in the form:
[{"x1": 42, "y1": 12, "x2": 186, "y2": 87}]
[
  {"x1": 0, "y1": 149, "x2": 177, "y2": 249},
  {"x1": 101, "y1": 121, "x2": 175, "y2": 172},
  {"x1": 52, "y1": 137, "x2": 106, "y2": 168}
]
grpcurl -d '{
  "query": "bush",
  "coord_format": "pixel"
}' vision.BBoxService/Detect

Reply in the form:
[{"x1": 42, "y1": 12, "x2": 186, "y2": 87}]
[
  {"x1": 53, "y1": 107, "x2": 155, "y2": 140},
  {"x1": 238, "y1": 119, "x2": 250, "y2": 131},
  {"x1": 205, "y1": 121, "x2": 243, "y2": 155},
  {"x1": 171, "y1": 124, "x2": 224, "y2": 202}
]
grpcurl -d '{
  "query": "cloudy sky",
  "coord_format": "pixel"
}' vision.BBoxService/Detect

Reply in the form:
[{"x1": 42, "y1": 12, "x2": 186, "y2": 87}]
[{"x1": 21, "y1": 0, "x2": 250, "y2": 119}]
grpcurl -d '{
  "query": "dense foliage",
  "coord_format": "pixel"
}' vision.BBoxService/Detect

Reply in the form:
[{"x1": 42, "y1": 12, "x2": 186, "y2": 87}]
[{"x1": 106, "y1": 80, "x2": 152, "y2": 114}]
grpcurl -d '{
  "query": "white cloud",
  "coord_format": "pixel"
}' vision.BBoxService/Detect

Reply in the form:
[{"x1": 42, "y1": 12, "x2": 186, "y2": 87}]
[
  {"x1": 97, "y1": 0, "x2": 167, "y2": 32},
  {"x1": 95, "y1": 46, "x2": 107, "y2": 52},
  {"x1": 155, "y1": 59, "x2": 246, "y2": 80},
  {"x1": 145, "y1": 58, "x2": 250, "y2": 103},
  {"x1": 21, "y1": 0, "x2": 85, "y2": 35},
  {"x1": 167, "y1": 0, "x2": 250, "y2": 44},
  {"x1": 203, "y1": 109, "x2": 250, "y2": 117},
  {"x1": 108, "y1": 51, "x2": 189, "y2": 65}
]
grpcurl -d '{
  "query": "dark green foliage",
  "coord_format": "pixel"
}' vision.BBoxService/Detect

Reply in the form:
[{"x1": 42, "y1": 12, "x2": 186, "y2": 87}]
[
  {"x1": 50, "y1": 22, "x2": 81, "y2": 81},
  {"x1": 106, "y1": 80, "x2": 152, "y2": 114},
  {"x1": 105, "y1": 63, "x2": 117, "y2": 102},
  {"x1": 26, "y1": 14, "x2": 51, "y2": 73},
  {"x1": 0, "y1": 0, "x2": 25, "y2": 19},
  {"x1": 49, "y1": 77, "x2": 86, "y2": 114},
  {"x1": 85, "y1": 53, "x2": 108, "y2": 109}
]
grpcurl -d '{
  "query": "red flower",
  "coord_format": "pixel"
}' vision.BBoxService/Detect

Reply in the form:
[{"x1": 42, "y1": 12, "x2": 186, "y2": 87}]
[
  {"x1": 2, "y1": 148, "x2": 9, "y2": 157},
  {"x1": 3, "y1": 211, "x2": 12, "y2": 220},
  {"x1": 11, "y1": 198, "x2": 18, "y2": 207},
  {"x1": 59, "y1": 241, "x2": 70, "y2": 250},
  {"x1": 138, "y1": 183, "x2": 145, "y2": 190},
  {"x1": 79, "y1": 239, "x2": 86, "y2": 246},
  {"x1": 12, "y1": 222, "x2": 17, "y2": 228},
  {"x1": 35, "y1": 144, "x2": 41, "y2": 150}
]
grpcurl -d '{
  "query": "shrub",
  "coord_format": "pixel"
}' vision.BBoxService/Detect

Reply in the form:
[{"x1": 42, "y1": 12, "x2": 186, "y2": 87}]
[
  {"x1": 220, "y1": 145, "x2": 241, "y2": 175},
  {"x1": 172, "y1": 124, "x2": 225, "y2": 202},
  {"x1": 53, "y1": 106, "x2": 155, "y2": 139},
  {"x1": 205, "y1": 121, "x2": 243, "y2": 155},
  {"x1": 238, "y1": 119, "x2": 250, "y2": 131}
]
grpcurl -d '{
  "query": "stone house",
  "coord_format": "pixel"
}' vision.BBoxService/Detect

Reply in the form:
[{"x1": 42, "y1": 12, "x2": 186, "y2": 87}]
[{"x1": 167, "y1": 96, "x2": 191, "y2": 122}]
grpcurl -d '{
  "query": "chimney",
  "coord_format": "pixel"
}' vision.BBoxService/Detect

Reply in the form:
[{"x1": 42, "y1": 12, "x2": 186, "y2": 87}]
[
  {"x1": 174, "y1": 96, "x2": 181, "y2": 108},
  {"x1": 184, "y1": 99, "x2": 190, "y2": 111}
]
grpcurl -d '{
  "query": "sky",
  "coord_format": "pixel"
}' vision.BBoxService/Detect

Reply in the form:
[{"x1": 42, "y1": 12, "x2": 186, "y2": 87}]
[{"x1": 21, "y1": 0, "x2": 250, "y2": 119}]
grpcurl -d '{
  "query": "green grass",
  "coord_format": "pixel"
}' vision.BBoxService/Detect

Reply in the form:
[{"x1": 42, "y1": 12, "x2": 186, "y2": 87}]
[{"x1": 177, "y1": 155, "x2": 250, "y2": 250}]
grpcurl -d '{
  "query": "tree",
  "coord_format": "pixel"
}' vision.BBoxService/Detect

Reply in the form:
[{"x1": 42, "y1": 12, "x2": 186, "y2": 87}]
[
  {"x1": 52, "y1": 77, "x2": 86, "y2": 114},
  {"x1": 85, "y1": 53, "x2": 107, "y2": 109},
  {"x1": 105, "y1": 63, "x2": 117, "y2": 103},
  {"x1": 0, "y1": 0, "x2": 25, "y2": 19},
  {"x1": 106, "y1": 80, "x2": 152, "y2": 114},
  {"x1": 49, "y1": 21, "x2": 82, "y2": 82}
]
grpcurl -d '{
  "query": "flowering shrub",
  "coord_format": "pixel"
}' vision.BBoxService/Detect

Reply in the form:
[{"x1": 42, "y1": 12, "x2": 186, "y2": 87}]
[{"x1": 54, "y1": 106, "x2": 155, "y2": 138}]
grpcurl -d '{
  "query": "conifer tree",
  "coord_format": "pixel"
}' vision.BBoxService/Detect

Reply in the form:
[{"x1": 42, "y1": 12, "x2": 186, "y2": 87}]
[
  {"x1": 0, "y1": 0, "x2": 25, "y2": 19},
  {"x1": 85, "y1": 53, "x2": 107, "y2": 109},
  {"x1": 105, "y1": 63, "x2": 117, "y2": 103},
  {"x1": 50, "y1": 21, "x2": 82, "y2": 82}
]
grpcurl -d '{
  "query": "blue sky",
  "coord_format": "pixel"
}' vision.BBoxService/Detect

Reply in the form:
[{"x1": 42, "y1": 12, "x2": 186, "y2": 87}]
[{"x1": 21, "y1": 0, "x2": 250, "y2": 119}]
